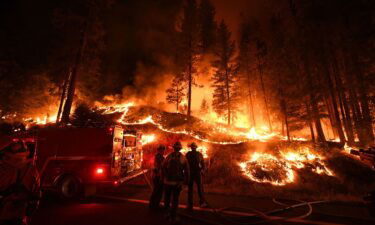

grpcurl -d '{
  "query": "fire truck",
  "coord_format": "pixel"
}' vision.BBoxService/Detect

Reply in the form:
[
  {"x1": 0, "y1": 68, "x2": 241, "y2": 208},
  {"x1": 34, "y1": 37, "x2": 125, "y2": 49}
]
[{"x1": 0, "y1": 126, "x2": 146, "y2": 198}]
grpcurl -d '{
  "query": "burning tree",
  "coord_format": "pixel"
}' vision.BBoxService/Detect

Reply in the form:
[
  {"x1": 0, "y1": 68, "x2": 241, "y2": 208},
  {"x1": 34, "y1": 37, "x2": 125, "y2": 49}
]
[
  {"x1": 178, "y1": 0, "x2": 200, "y2": 117},
  {"x1": 166, "y1": 76, "x2": 186, "y2": 112},
  {"x1": 53, "y1": 0, "x2": 111, "y2": 124},
  {"x1": 211, "y1": 21, "x2": 239, "y2": 126},
  {"x1": 200, "y1": 98, "x2": 210, "y2": 115}
]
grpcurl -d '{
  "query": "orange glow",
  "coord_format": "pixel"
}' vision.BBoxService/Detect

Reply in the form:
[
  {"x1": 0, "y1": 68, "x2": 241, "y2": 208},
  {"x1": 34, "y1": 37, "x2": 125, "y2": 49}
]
[
  {"x1": 20, "y1": 100, "x2": 309, "y2": 145},
  {"x1": 239, "y1": 147, "x2": 334, "y2": 186},
  {"x1": 141, "y1": 134, "x2": 156, "y2": 145},
  {"x1": 94, "y1": 102, "x2": 309, "y2": 145},
  {"x1": 180, "y1": 145, "x2": 209, "y2": 159}
]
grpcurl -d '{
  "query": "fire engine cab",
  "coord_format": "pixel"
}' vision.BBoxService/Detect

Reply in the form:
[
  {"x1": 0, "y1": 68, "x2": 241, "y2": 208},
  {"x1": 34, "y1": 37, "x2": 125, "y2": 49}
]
[{"x1": 0, "y1": 126, "x2": 146, "y2": 198}]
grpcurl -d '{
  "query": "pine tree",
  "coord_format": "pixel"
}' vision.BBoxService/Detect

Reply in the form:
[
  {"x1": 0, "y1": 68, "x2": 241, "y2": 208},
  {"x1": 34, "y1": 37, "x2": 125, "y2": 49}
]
[
  {"x1": 166, "y1": 76, "x2": 186, "y2": 112},
  {"x1": 54, "y1": 0, "x2": 111, "y2": 124},
  {"x1": 211, "y1": 21, "x2": 239, "y2": 126},
  {"x1": 255, "y1": 38, "x2": 273, "y2": 132},
  {"x1": 198, "y1": 0, "x2": 217, "y2": 53},
  {"x1": 238, "y1": 18, "x2": 256, "y2": 128},
  {"x1": 179, "y1": 0, "x2": 200, "y2": 117},
  {"x1": 200, "y1": 98, "x2": 209, "y2": 115}
]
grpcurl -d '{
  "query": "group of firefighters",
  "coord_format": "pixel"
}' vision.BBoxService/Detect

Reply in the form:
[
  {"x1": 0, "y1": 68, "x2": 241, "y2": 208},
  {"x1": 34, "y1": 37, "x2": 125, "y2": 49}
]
[{"x1": 149, "y1": 141, "x2": 207, "y2": 223}]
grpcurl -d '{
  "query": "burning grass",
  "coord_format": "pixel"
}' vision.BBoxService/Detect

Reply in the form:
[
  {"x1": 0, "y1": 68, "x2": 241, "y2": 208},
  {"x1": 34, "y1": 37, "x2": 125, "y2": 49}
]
[
  {"x1": 94, "y1": 103, "x2": 306, "y2": 144},
  {"x1": 239, "y1": 153, "x2": 294, "y2": 186},
  {"x1": 205, "y1": 142, "x2": 375, "y2": 201},
  {"x1": 238, "y1": 146, "x2": 334, "y2": 186},
  {"x1": 16, "y1": 102, "x2": 375, "y2": 201}
]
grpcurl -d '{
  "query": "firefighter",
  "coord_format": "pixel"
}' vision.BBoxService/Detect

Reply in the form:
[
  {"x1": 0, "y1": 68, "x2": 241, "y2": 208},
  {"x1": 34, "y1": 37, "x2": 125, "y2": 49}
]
[
  {"x1": 0, "y1": 141, "x2": 38, "y2": 225},
  {"x1": 163, "y1": 141, "x2": 189, "y2": 223},
  {"x1": 186, "y1": 142, "x2": 207, "y2": 210},
  {"x1": 0, "y1": 142, "x2": 25, "y2": 191},
  {"x1": 149, "y1": 144, "x2": 166, "y2": 210}
]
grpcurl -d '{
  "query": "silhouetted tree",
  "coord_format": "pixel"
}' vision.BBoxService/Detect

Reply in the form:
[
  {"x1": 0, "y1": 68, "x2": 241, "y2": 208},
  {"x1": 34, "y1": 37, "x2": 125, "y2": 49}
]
[
  {"x1": 212, "y1": 21, "x2": 239, "y2": 125},
  {"x1": 166, "y1": 76, "x2": 186, "y2": 112},
  {"x1": 178, "y1": 0, "x2": 200, "y2": 117},
  {"x1": 237, "y1": 17, "x2": 256, "y2": 128},
  {"x1": 198, "y1": 0, "x2": 217, "y2": 53},
  {"x1": 200, "y1": 98, "x2": 209, "y2": 115}
]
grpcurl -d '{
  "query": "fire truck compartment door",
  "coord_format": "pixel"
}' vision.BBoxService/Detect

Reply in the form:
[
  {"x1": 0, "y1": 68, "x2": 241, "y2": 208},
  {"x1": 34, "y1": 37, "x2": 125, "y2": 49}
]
[{"x1": 111, "y1": 127, "x2": 124, "y2": 178}]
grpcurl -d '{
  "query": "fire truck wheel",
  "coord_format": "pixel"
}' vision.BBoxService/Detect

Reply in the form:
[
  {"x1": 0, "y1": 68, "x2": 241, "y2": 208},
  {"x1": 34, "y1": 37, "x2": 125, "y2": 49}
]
[{"x1": 59, "y1": 175, "x2": 82, "y2": 199}]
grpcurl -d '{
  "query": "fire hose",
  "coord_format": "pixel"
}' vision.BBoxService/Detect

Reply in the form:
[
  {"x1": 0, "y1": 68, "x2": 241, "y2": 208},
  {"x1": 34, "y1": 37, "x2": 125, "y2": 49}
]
[
  {"x1": 182, "y1": 198, "x2": 330, "y2": 225},
  {"x1": 106, "y1": 171, "x2": 368, "y2": 225}
]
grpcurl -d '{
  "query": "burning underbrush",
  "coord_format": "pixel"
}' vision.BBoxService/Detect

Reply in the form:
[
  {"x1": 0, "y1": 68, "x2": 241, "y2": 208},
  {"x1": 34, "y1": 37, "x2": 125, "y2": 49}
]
[
  {"x1": 205, "y1": 142, "x2": 375, "y2": 201},
  {"x1": 95, "y1": 103, "x2": 306, "y2": 144},
  {"x1": 104, "y1": 104, "x2": 251, "y2": 143},
  {"x1": 238, "y1": 146, "x2": 333, "y2": 186},
  {"x1": 9, "y1": 102, "x2": 375, "y2": 200}
]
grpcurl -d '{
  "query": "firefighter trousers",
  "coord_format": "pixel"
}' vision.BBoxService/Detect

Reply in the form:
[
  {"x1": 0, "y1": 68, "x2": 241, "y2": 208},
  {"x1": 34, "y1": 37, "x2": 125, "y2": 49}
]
[
  {"x1": 164, "y1": 184, "x2": 182, "y2": 220},
  {"x1": 188, "y1": 173, "x2": 205, "y2": 208},
  {"x1": 149, "y1": 177, "x2": 163, "y2": 209}
]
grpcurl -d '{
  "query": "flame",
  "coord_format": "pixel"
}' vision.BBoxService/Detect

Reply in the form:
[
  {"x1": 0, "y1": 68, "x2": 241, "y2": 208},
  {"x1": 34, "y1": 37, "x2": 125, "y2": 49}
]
[
  {"x1": 239, "y1": 147, "x2": 334, "y2": 186},
  {"x1": 343, "y1": 143, "x2": 352, "y2": 154},
  {"x1": 141, "y1": 134, "x2": 156, "y2": 145},
  {"x1": 239, "y1": 152, "x2": 295, "y2": 186},
  {"x1": 244, "y1": 127, "x2": 276, "y2": 141},
  {"x1": 20, "y1": 101, "x2": 306, "y2": 145},
  {"x1": 180, "y1": 146, "x2": 209, "y2": 159},
  {"x1": 96, "y1": 102, "x2": 309, "y2": 145},
  {"x1": 23, "y1": 114, "x2": 57, "y2": 125}
]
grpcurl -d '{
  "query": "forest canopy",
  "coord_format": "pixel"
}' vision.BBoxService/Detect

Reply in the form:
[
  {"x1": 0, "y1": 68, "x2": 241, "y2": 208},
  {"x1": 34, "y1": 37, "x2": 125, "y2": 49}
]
[{"x1": 0, "y1": 0, "x2": 374, "y2": 146}]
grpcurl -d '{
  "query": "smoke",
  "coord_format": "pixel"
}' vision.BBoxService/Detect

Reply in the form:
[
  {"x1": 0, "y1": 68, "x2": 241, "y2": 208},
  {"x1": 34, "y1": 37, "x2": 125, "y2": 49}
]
[{"x1": 98, "y1": 0, "x2": 183, "y2": 109}]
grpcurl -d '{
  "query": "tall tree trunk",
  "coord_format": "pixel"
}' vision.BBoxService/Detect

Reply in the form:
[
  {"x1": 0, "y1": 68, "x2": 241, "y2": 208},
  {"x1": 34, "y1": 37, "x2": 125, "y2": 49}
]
[
  {"x1": 56, "y1": 70, "x2": 71, "y2": 123},
  {"x1": 281, "y1": 98, "x2": 290, "y2": 141},
  {"x1": 349, "y1": 88, "x2": 366, "y2": 143},
  {"x1": 333, "y1": 62, "x2": 355, "y2": 144},
  {"x1": 246, "y1": 66, "x2": 256, "y2": 127},
  {"x1": 310, "y1": 94, "x2": 326, "y2": 142},
  {"x1": 340, "y1": 91, "x2": 355, "y2": 144},
  {"x1": 323, "y1": 64, "x2": 346, "y2": 143},
  {"x1": 176, "y1": 87, "x2": 179, "y2": 112},
  {"x1": 257, "y1": 56, "x2": 272, "y2": 131},
  {"x1": 353, "y1": 54, "x2": 374, "y2": 145},
  {"x1": 304, "y1": 58, "x2": 326, "y2": 142},
  {"x1": 225, "y1": 68, "x2": 231, "y2": 126},
  {"x1": 346, "y1": 57, "x2": 367, "y2": 145},
  {"x1": 187, "y1": 56, "x2": 192, "y2": 117},
  {"x1": 306, "y1": 101, "x2": 316, "y2": 143},
  {"x1": 324, "y1": 96, "x2": 338, "y2": 139},
  {"x1": 61, "y1": 25, "x2": 86, "y2": 124}
]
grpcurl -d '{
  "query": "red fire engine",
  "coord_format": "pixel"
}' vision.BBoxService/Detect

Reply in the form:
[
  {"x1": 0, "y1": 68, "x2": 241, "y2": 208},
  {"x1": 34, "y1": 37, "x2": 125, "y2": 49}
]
[{"x1": 0, "y1": 125, "x2": 146, "y2": 198}]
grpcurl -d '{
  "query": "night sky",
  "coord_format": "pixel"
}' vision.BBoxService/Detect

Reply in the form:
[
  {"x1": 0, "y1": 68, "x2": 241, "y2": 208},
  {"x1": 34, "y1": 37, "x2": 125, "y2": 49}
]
[{"x1": 0, "y1": 0, "x2": 259, "y2": 95}]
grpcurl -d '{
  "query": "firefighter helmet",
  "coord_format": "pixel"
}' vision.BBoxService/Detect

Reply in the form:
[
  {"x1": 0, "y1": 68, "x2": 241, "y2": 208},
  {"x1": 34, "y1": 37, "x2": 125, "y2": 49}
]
[
  {"x1": 173, "y1": 141, "x2": 182, "y2": 151},
  {"x1": 157, "y1": 144, "x2": 166, "y2": 152},
  {"x1": 189, "y1": 142, "x2": 198, "y2": 149}
]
